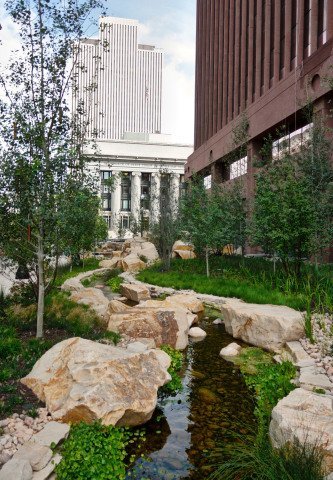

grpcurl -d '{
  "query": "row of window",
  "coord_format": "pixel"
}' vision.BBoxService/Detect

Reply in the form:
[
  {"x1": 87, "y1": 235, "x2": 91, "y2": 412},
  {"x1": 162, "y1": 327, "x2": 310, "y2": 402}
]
[
  {"x1": 101, "y1": 171, "x2": 152, "y2": 212},
  {"x1": 204, "y1": 123, "x2": 313, "y2": 187}
]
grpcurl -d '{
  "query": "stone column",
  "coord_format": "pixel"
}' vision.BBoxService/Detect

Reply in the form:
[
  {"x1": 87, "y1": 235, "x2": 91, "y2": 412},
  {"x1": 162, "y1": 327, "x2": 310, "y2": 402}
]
[
  {"x1": 170, "y1": 173, "x2": 181, "y2": 215},
  {"x1": 150, "y1": 173, "x2": 161, "y2": 224},
  {"x1": 131, "y1": 172, "x2": 141, "y2": 224},
  {"x1": 111, "y1": 174, "x2": 121, "y2": 233}
]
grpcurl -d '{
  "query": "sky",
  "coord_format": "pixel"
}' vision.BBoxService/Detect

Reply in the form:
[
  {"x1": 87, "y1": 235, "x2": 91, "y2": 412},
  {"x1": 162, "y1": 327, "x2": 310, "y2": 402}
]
[{"x1": 0, "y1": 0, "x2": 196, "y2": 145}]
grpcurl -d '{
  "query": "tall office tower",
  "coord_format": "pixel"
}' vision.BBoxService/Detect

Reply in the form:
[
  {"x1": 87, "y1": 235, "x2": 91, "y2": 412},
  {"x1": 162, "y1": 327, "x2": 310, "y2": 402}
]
[
  {"x1": 73, "y1": 17, "x2": 162, "y2": 140},
  {"x1": 187, "y1": 0, "x2": 333, "y2": 257}
]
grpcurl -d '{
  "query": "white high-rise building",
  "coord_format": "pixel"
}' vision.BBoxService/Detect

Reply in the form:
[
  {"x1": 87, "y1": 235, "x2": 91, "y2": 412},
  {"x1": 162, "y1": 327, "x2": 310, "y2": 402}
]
[
  {"x1": 74, "y1": 16, "x2": 193, "y2": 238},
  {"x1": 74, "y1": 17, "x2": 162, "y2": 140}
]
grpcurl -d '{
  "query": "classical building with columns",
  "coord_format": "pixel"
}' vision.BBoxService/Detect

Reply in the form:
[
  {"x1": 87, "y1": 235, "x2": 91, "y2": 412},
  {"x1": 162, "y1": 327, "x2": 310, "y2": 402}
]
[
  {"x1": 187, "y1": 0, "x2": 333, "y2": 258},
  {"x1": 86, "y1": 133, "x2": 192, "y2": 238}
]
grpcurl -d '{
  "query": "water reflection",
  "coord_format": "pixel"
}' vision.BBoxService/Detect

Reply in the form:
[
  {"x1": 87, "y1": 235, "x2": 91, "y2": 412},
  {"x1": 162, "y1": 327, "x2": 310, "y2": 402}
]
[{"x1": 127, "y1": 319, "x2": 256, "y2": 479}]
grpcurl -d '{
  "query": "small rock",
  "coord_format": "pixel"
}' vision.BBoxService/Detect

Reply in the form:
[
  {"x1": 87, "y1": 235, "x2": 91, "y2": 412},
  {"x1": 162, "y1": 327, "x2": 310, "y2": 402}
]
[
  {"x1": 213, "y1": 318, "x2": 223, "y2": 325},
  {"x1": 188, "y1": 327, "x2": 207, "y2": 339},
  {"x1": 220, "y1": 342, "x2": 242, "y2": 357}
]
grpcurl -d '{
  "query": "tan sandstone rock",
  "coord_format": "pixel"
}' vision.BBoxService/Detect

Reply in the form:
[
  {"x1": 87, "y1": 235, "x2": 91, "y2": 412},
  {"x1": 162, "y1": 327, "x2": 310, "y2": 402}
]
[
  {"x1": 108, "y1": 307, "x2": 189, "y2": 350},
  {"x1": 108, "y1": 299, "x2": 128, "y2": 314},
  {"x1": 71, "y1": 288, "x2": 109, "y2": 321},
  {"x1": 172, "y1": 240, "x2": 194, "y2": 253},
  {"x1": 220, "y1": 299, "x2": 304, "y2": 353},
  {"x1": 99, "y1": 258, "x2": 119, "y2": 269},
  {"x1": 21, "y1": 338, "x2": 171, "y2": 427},
  {"x1": 117, "y1": 254, "x2": 146, "y2": 272},
  {"x1": 174, "y1": 250, "x2": 196, "y2": 260},
  {"x1": 138, "y1": 299, "x2": 198, "y2": 328},
  {"x1": 121, "y1": 284, "x2": 150, "y2": 302},
  {"x1": 270, "y1": 388, "x2": 333, "y2": 473}
]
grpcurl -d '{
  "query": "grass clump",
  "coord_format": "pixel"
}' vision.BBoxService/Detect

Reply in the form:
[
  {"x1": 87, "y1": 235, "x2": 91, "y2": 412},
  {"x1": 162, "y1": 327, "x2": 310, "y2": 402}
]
[
  {"x1": 159, "y1": 345, "x2": 184, "y2": 395},
  {"x1": 106, "y1": 274, "x2": 123, "y2": 293},
  {"x1": 210, "y1": 431, "x2": 326, "y2": 480},
  {"x1": 56, "y1": 422, "x2": 132, "y2": 480},
  {"x1": 137, "y1": 257, "x2": 333, "y2": 312}
]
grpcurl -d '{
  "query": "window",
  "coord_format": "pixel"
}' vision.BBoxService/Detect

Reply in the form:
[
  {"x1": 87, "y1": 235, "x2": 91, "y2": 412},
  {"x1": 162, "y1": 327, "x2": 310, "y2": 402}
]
[
  {"x1": 279, "y1": 0, "x2": 286, "y2": 77},
  {"x1": 121, "y1": 173, "x2": 131, "y2": 211},
  {"x1": 140, "y1": 173, "x2": 151, "y2": 210},
  {"x1": 290, "y1": 0, "x2": 297, "y2": 69},
  {"x1": 318, "y1": 0, "x2": 327, "y2": 47},
  {"x1": 272, "y1": 123, "x2": 313, "y2": 160},
  {"x1": 230, "y1": 156, "x2": 248, "y2": 180},
  {"x1": 120, "y1": 215, "x2": 130, "y2": 230},
  {"x1": 103, "y1": 215, "x2": 112, "y2": 230},
  {"x1": 101, "y1": 170, "x2": 112, "y2": 211},
  {"x1": 303, "y1": 0, "x2": 311, "y2": 58},
  {"x1": 102, "y1": 195, "x2": 111, "y2": 211},
  {"x1": 204, "y1": 174, "x2": 212, "y2": 189}
]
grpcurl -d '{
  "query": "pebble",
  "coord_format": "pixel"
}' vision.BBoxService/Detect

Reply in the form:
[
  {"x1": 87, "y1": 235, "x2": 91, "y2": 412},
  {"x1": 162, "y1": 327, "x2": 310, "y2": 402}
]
[{"x1": 0, "y1": 408, "x2": 53, "y2": 465}]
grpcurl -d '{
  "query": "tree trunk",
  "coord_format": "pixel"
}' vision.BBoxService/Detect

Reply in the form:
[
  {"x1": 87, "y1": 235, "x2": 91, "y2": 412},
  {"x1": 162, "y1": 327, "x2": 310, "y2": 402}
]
[
  {"x1": 205, "y1": 246, "x2": 210, "y2": 277},
  {"x1": 36, "y1": 233, "x2": 45, "y2": 338}
]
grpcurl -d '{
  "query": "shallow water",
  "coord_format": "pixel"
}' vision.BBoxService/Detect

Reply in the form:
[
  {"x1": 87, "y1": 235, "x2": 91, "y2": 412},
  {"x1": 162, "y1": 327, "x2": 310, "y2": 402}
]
[{"x1": 126, "y1": 318, "x2": 256, "y2": 480}]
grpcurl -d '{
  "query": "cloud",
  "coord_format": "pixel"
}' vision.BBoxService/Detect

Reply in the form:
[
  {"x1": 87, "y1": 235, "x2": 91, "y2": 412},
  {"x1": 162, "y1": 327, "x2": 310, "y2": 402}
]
[
  {"x1": 137, "y1": 10, "x2": 196, "y2": 145},
  {"x1": 0, "y1": 1, "x2": 196, "y2": 145}
]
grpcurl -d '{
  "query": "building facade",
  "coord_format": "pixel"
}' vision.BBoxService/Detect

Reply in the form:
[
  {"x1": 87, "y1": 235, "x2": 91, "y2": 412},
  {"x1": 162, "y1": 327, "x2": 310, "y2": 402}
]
[
  {"x1": 74, "y1": 17, "x2": 162, "y2": 140},
  {"x1": 187, "y1": 0, "x2": 333, "y2": 200},
  {"x1": 74, "y1": 16, "x2": 192, "y2": 237},
  {"x1": 86, "y1": 134, "x2": 192, "y2": 238}
]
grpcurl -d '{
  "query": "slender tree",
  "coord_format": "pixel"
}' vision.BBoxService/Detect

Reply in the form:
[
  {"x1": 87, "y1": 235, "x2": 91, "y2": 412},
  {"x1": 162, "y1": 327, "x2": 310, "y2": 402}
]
[{"x1": 0, "y1": 0, "x2": 105, "y2": 337}]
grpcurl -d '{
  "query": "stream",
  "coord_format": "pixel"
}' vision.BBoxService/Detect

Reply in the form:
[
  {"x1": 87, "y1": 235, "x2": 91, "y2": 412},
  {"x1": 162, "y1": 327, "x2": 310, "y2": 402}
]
[{"x1": 126, "y1": 317, "x2": 256, "y2": 480}]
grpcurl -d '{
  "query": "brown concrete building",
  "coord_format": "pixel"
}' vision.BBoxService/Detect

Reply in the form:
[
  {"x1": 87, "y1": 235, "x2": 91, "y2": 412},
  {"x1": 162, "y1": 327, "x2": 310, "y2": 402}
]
[{"x1": 187, "y1": 0, "x2": 333, "y2": 200}]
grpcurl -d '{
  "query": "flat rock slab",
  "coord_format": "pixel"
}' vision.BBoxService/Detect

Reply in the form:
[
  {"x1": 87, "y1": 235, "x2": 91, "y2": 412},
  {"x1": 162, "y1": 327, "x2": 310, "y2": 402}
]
[
  {"x1": 270, "y1": 388, "x2": 333, "y2": 473},
  {"x1": 0, "y1": 458, "x2": 32, "y2": 480},
  {"x1": 13, "y1": 442, "x2": 52, "y2": 471},
  {"x1": 32, "y1": 454, "x2": 62, "y2": 480},
  {"x1": 285, "y1": 341, "x2": 315, "y2": 367},
  {"x1": 299, "y1": 366, "x2": 333, "y2": 391},
  {"x1": 121, "y1": 284, "x2": 150, "y2": 302},
  {"x1": 221, "y1": 299, "x2": 304, "y2": 353},
  {"x1": 31, "y1": 421, "x2": 70, "y2": 447},
  {"x1": 21, "y1": 338, "x2": 171, "y2": 427}
]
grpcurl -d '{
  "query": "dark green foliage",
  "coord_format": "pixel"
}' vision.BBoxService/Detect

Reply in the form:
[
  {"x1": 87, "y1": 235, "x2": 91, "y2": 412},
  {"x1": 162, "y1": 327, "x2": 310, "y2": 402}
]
[
  {"x1": 251, "y1": 117, "x2": 333, "y2": 276},
  {"x1": 55, "y1": 422, "x2": 130, "y2": 480},
  {"x1": 159, "y1": 345, "x2": 184, "y2": 395}
]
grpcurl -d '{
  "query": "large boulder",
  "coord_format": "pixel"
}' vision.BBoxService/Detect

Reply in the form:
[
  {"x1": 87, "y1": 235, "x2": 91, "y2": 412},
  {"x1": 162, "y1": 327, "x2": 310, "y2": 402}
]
[
  {"x1": 138, "y1": 299, "x2": 198, "y2": 327},
  {"x1": 174, "y1": 250, "x2": 196, "y2": 260},
  {"x1": 99, "y1": 258, "x2": 119, "y2": 269},
  {"x1": 220, "y1": 299, "x2": 304, "y2": 353},
  {"x1": 108, "y1": 299, "x2": 128, "y2": 314},
  {"x1": 140, "y1": 294, "x2": 204, "y2": 314},
  {"x1": 121, "y1": 284, "x2": 150, "y2": 303},
  {"x1": 117, "y1": 254, "x2": 146, "y2": 272},
  {"x1": 108, "y1": 308, "x2": 189, "y2": 350},
  {"x1": 70, "y1": 288, "x2": 109, "y2": 321},
  {"x1": 270, "y1": 388, "x2": 333, "y2": 473},
  {"x1": 21, "y1": 338, "x2": 171, "y2": 427}
]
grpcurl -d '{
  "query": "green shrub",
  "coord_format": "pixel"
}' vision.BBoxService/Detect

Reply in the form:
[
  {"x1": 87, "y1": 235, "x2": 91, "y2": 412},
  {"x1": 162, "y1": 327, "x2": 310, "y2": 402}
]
[
  {"x1": 55, "y1": 422, "x2": 130, "y2": 480},
  {"x1": 244, "y1": 361, "x2": 296, "y2": 420},
  {"x1": 159, "y1": 345, "x2": 184, "y2": 395},
  {"x1": 107, "y1": 276, "x2": 123, "y2": 293}
]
